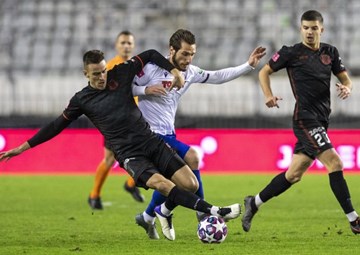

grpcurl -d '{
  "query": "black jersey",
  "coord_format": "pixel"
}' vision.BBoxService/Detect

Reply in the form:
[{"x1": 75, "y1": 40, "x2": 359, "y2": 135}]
[
  {"x1": 27, "y1": 50, "x2": 175, "y2": 163},
  {"x1": 269, "y1": 42, "x2": 346, "y2": 121}
]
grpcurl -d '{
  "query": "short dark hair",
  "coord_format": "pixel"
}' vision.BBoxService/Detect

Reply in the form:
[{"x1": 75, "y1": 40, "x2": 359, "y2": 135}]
[
  {"x1": 169, "y1": 29, "x2": 196, "y2": 51},
  {"x1": 83, "y1": 50, "x2": 105, "y2": 68},
  {"x1": 116, "y1": 30, "x2": 134, "y2": 40},
  {"x1": 301, "y1": 10, "x2": 323, "y2": 24}
]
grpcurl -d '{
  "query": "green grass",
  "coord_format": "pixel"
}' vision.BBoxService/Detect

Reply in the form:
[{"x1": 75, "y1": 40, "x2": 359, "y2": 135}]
[{"x1": 0, "y1": 174, "x2": 359, "y2": 255}]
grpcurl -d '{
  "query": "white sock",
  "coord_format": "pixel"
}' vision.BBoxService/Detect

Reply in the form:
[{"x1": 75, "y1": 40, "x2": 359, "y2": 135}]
[
  {"x1": 160, "y1": 203, "x2": 172, "y2": 216},
  {"x1": 346, "y1": 211, "x2": 359, "y2": 222},
  {"x1": 255, "y1": 194, "x2": 264, "y2": 208},
  {"x1": 143, "y1": 212, "x2": 155, "y2": 224},
  {"x1": 210, "y1": 206, "x2": 220, "y2": 216}
]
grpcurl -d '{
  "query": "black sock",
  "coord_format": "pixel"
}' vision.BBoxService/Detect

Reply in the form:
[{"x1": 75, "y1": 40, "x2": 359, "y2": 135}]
[
  {"x1": 329, "y1": 171, "x2": 354, "y2": 214},
  {"x1": 259, "y1": 172, "x2": 292, "y2": 203},
  {"x1": 164, "y1": 196, "x2": 177, "y2": 211},
  {"x1": 166, "y1": 186, "x2": 213, "y2": 214}
]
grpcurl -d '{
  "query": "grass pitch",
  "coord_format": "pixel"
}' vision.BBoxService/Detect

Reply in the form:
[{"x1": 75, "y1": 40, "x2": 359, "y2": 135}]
[{"x1": 0, "y1": 174, "x2": 359, "y2": 255}]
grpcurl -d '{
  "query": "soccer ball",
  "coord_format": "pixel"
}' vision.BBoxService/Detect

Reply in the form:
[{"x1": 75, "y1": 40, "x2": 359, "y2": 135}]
[{"x1": 197, "y1": 215, "x2": 228, "y2": 243}]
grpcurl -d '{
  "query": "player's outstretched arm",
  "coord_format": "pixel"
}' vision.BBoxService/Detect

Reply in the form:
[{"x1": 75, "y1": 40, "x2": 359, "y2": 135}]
[
  {"x1": 0, "y1": 115, "x2": 72, "y2": 163},
  {"x1": 248, "y1": 46, "x2": 267, "y2": 68},
  {"x1": 0, "y1": 142, "x2": 31, "y2": 162},
  {"x1": 200, "y1": 47, "x2": 266, "y2": 85}
]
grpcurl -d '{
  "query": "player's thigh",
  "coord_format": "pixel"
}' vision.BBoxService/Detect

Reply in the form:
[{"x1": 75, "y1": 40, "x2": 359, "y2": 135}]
[
  {"x1": 145, "y1": 173, "x2": 176, "y2": 196},
  {"x1": 317, "y1": 148, "x2": 343, "y2": 172},
  {"x1": 184, "y1": 147, "x2": 200, "y2": 170},
  {"x1": 103, "y1": 138, "x2": 116, "y2": 167},
  {"x1": 104, "y1": 147, "x2": 116, "y2": 166},
  {"x1": 170, "y1": 165, "x2": 199, "y2": 193}
]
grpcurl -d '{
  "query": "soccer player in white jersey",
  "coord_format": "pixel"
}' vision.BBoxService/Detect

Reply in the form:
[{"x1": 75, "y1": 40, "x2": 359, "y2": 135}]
[{"x1": 133, "y1": 29, "x2": 266, "y2": 240}]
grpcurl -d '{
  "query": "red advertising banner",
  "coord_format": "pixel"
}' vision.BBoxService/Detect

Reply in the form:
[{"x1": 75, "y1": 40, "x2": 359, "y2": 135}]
[{"x1": 1, "y1": 129, "x2": 360, "y2": 174}]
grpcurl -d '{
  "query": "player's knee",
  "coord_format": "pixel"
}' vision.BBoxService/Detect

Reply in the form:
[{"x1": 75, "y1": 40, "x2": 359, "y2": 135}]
[
  {"x1": 104, "y1": 156, "x2": 116, "y2": 167},
  {"x1": 185, "y1": 148, "x2": 200, "y2": 170},
  {"x1": 329, "y1": 158, "x2": 343, "y2": 172},
  {"x1": 104, "y1": 149, "x2": 115, "y2": 167},
  {"x1": 322, "y1": 153, "x2": 343, "y2": 172},
  {"x1": 176, "y1": 175, "x2": 199, "y2": 193},
  {"x1": 286, "y1": 161, "x2": 310, "y2": 183},
  {"x1": 185, "y1": 175, "x2": 199, "y2": 193},
  {"x1": 286, "y1": 171, "x2": 304, "y2": 184},
  {"x1": 188, "y1": 178, "x2": 199, "y2": 193},
  {"x1": 287, "y1": 174, "x2": 301, "y2": 183},
  {"x1": 157, "y1": 181, "x2": 175, "y2": 196}
]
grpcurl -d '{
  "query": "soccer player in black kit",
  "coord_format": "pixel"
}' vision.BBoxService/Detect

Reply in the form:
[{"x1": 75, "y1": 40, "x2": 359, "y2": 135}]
[
  {"x1": 0, "y1": 49, "x2": 240, "y2": 239},
  {"x1": 241, "y1": 10, "x2": 360, "y2": 234}
]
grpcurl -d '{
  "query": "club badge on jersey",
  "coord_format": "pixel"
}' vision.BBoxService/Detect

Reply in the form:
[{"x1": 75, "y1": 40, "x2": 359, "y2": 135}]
[{"x1": 320, "y1": 54, "x2": 331, "y2": 65}]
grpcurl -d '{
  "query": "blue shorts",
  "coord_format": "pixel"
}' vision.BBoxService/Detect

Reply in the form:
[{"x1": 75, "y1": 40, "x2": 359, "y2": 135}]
[{"x1": 157, "y1": 133, "x2": 190, "y2": 159}]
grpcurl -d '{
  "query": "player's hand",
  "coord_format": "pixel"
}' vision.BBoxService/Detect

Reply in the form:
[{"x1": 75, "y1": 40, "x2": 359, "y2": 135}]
[
  {"x1": 336, "y1": 83, "x2": 351, "y2": 100},
  {"x1": 248, "y1": 46, "x2": 266, "y2": 68},
  {"x1": 265, "y1": 96, "x2": 283, "y2": 108},
  {"x1": 0, "y1": 142, "x2": 30, "y2": 162},
  {"x1": 0, "y1": 148, "x2": 22, "y2": 162},
  {"x1": 145, "y1": 84, "x2": 167, "y2": 96},
  {"x1": 169, "y1": 68, "x2": 185, "y2": 91}
]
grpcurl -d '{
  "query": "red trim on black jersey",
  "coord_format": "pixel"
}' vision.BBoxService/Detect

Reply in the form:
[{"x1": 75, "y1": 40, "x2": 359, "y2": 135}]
[
  {"x1": 287, "y1": 68, "x2": 299, "y2": 120},
  {"x1": 134, "y1": 55, "x2": 144, "y2": 69},
  {"x1": 62, "y1": 113, "x2": 70, "y2": 120}
]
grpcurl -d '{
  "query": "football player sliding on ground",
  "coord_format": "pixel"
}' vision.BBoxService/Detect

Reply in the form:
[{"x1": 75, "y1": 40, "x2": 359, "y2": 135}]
[{"x1": 0, "y1": 49, "x2": 241, "y2": 241}]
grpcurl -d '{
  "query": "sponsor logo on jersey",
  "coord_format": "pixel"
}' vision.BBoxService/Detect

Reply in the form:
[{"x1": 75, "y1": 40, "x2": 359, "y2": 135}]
[
  {"x1": 320, "y1": 54, "x2": 331, "y2": 65},
  {"x1": 308, "y1": 126, "x2": 325, "y2": 136},
  {"x1": 271, "y1": 52, "x2": 280, "y2": 62},
  {"x1": 162, "y1": 80, "x2": 172, "y2": 89}
]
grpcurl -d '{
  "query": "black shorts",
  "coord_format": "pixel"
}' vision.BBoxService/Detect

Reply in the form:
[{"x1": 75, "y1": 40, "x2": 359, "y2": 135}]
[
  {"x1": 118, "y1": 136, "x2": 186, "y2": 189},
  {"x1": 293, "y1": 119, "x2": 333, "y2": 159}
]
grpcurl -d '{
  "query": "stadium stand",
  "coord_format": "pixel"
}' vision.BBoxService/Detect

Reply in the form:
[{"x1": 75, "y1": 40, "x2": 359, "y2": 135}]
[{"x1": 0, "y1": 0, "x2": 359, "y2": 127}]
